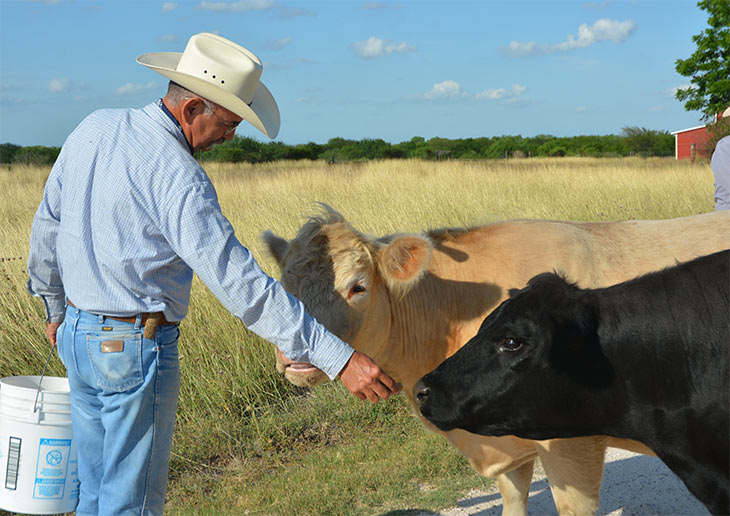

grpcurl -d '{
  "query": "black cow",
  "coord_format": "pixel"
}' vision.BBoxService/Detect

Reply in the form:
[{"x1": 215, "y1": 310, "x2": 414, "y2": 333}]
[{"x1": 414, "y1": 250, "x2": 730, "y2": 514}]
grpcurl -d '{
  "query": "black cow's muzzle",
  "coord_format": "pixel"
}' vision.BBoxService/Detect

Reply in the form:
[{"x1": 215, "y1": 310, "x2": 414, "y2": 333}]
[{"x1": 413, "y1": 377, "x2": 456, "y2": 431}]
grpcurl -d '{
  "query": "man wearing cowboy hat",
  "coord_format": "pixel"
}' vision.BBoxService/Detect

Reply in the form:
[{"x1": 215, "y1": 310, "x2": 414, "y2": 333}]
[{"x1": 27, "y1": 32, "x2": 399, "y2": 516}]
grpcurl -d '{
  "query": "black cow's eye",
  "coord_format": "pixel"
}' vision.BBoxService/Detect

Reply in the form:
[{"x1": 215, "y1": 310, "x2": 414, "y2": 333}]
[{"x1": 499, "y1": 338, "x2": 523, "y2": 352}]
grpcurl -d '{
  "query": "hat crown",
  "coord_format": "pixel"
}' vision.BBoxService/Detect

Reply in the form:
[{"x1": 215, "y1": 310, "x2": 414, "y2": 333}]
[
  {"x1": 177, "y1": 33, "x2": 262, "y2": 105},
  {"x1": 136, "y1": 32, "x2": 280, "y2": 138}
]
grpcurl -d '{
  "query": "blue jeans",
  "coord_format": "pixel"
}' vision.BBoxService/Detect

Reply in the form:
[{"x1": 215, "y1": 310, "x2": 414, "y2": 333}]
[{"x1": 57, "y1": 304, "x2": 181, "y2": 516}]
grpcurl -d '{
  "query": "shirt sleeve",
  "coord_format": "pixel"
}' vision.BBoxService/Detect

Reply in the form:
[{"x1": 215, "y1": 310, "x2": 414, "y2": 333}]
[
  {"x1": 27, "y1": 153, "x2": 67, "y2": 323},
  {"x1": 711, "y1": 136, "x2": 730, "y2": 210},
  {"x1": 160, "y1": 179, "x2": 354, "y2": 380}
]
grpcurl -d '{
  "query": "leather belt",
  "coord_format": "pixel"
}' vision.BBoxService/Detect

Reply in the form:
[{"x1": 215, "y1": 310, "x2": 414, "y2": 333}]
[{"x1": 66, "y1": 299, "x2": 177, "y2": 326}]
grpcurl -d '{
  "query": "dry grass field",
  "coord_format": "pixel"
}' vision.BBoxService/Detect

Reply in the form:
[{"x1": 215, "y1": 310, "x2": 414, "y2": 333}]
[{"x1": 0, "y1": 157, "x2": 717, "y2": 515}]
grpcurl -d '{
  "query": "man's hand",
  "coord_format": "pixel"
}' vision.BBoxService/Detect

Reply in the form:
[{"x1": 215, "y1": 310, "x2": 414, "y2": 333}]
[
  {"x1": 45, "y1": 322, "x2": 61, "y2": 347},
  {"x1": 339, "y1": 351, "x2": 401, "y2": 403}
]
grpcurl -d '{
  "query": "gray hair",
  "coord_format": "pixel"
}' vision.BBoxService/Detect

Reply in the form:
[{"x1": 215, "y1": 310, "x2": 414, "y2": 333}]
[{"x1": 166, "y1": 81, "x2": 217, "y2": 115}]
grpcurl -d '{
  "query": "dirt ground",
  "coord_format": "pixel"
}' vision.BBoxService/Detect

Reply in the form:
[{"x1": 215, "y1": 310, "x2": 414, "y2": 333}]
[{"x1": 413, "y1": 448, "x2": 708, "y2": 516}]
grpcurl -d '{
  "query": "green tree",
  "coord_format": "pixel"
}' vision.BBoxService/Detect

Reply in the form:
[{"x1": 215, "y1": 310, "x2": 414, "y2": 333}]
[
  {"x1": 621, "y1": 127, "x2": 672, "y2": 156},
  {"x1": 675, "y1": 0, "x2": 730, "y2": 121},
  {"x1": 11, "y1": 145, "x2": 61, "y2": 165},
  {"x1": 0, "y1": 143, "x2": 21, "y2": 164}
]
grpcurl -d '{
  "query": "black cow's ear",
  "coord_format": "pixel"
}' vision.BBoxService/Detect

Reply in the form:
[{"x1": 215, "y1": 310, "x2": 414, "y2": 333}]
[
  {"x1": 554, "y1": 291, "x2": 599, "y2": 349},
  {"x1": 508, "y1": 288, "x2": 521, "y2": 297},
  {"x1": 550, "y1": 293, "x2": 613, "y2": 388}
]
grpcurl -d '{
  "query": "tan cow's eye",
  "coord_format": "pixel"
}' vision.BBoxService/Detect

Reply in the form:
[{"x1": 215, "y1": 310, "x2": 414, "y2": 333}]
[{"x1": 346, "y1": 283, "x2": 367, "y2": 300}]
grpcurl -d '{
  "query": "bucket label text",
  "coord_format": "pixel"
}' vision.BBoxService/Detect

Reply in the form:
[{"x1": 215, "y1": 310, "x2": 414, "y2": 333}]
[{"x1": 33, "y1": 438, "x2": 71, "y2": 500}]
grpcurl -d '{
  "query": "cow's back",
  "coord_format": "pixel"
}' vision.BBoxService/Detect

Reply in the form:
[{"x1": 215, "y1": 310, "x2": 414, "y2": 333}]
[{"x1": 418, "y1": 210, "x2": 730, "y2": 367}]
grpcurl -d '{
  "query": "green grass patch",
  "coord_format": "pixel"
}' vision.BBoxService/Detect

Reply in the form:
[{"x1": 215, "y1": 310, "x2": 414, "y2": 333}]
[{"x1": 165, "y1": 386, "x2": 490, "y2": 515}]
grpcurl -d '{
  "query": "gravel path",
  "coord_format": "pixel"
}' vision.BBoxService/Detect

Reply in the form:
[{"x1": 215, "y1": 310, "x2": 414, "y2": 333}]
[{"x1": 412, "y1": 448, "x2": 708, "y2": 516}]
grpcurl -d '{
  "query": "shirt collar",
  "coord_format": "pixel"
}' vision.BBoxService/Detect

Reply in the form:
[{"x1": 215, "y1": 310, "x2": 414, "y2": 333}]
[{"x1": 158, "y1": 99, "x2": 194, "y2": 155}]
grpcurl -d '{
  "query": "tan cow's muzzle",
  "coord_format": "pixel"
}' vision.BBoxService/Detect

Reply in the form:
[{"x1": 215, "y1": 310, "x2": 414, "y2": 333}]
[{"x1": 275, "y1": 347, "x2": 330, "y2": 388}]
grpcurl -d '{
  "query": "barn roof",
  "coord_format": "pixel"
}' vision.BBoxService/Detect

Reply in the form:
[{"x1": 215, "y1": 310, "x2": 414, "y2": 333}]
[
  {"x1": 672, "y1": 107, "x2": 730, "y2": 135},
  {"x1": 671, "y1": 125, "x2": 706, "y2": 135}
]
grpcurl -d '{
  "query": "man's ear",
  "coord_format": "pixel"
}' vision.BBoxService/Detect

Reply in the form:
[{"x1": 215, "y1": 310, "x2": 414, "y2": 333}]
[{"x1": 180, "y1": 97, "x2": 206, "y2": 125}]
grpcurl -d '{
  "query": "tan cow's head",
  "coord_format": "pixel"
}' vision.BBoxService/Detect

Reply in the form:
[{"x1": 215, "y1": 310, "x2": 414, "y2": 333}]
[{"x1": 263, "y1": 204, "x2": 433, "y2": 387}]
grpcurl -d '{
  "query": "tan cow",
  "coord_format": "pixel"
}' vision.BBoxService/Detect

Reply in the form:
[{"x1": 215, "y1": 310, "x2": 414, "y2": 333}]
[{"x1": 263, "y1": 205, "x2": 730, "y2": 516}]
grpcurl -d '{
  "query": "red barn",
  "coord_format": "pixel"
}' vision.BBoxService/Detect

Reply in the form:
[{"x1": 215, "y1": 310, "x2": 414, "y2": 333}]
[
  {"x1": 672, "y1": 107, "x2": 730, "y2": 160},
  {"x1": 671, "y1": 125, "x2": 712, "y2": 160}
]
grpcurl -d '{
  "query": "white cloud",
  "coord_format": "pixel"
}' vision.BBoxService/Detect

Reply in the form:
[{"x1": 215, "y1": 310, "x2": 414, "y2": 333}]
[
  {"x1": 576, "y1": 105, "x2": 588, "y2": 112},
  {"x1": 352, "y1": 36, "x2": 417, "y2": 59},
  {"x1": 417, "y1": 81, "x2": 526, "y2": 102},
  {"x1": 49, "y1": 78, "x2": 87, "y2": 94},
  {"x1": 266, "y1": 37, "x2": 292, "y2": 51},
  {"x1": 361, "y1": 2, "x2": 387, "y2": 8},
  {"x1": 512, "y1": 84, "x2": 527, "y2": 96},
  {"x1": 475, "y1": 83, "x2": 526, "y2": 101},
  {"x1": 116, "y1": 82, "x2": 158, "y2": 95},
  {"x1": 49, "y1": 78, "x2": 69, "y2": 93},
  {"x1": 162, "y1": 2, "x2": 177, "y2": 13},
  {"x1": 159, "y1": 34, "x2": 177, "y2": 42},
  {"x1": 196, "y1": 0, "x2": 274, "y2": 12},
  {"x1": 475, "y1": 88, "x2": 506, "y2": 100},
  {"x1": 423, "y1": 80, "x2": 465, "y2": 100},
  {"x1": 503, "y1": 18, "x2": 637, "y2": 57}
]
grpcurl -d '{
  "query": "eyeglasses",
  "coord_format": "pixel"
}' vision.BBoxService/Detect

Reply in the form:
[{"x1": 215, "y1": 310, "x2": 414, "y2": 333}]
[{"x1": 210, "y1": 108, "x2": 241, "y2": 135}]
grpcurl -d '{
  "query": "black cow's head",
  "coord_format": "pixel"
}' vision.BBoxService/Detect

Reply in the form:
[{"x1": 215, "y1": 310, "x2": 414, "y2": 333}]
[{"x1": 414, "y1": 272, "x2": 615, "y2": 439}]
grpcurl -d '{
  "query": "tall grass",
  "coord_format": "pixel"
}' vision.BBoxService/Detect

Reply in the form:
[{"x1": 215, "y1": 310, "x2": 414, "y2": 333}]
[{"x1": 0, "y1": 157, "x2": 716, "y2": 515}]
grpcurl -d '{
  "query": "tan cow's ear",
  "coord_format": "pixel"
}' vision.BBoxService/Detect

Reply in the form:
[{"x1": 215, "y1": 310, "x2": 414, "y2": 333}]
[
  {"x1": 262, "y1": 230, "x2": 290, "y2": 266},
  {"x1": 378, "y1": 235, "x2": 432, "y2": 294}
]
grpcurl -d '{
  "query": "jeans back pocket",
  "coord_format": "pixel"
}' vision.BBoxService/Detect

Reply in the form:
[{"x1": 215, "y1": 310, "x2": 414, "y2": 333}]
[{"x1": 86, "y1": 331, "x2": 144, "y2": 392}]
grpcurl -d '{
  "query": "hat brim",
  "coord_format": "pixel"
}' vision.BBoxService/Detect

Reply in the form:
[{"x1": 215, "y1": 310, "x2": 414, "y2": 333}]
[{"x1": 137, "y1": 52, "x2": 280, "y2": 139}]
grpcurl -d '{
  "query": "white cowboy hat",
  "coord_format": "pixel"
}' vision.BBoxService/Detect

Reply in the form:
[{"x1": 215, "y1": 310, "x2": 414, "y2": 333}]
[{"x1": 137, "y1": 32, "x2": 280, "y2": 139}]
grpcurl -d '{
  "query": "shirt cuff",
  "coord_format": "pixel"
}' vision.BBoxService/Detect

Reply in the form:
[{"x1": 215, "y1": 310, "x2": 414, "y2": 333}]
[
  {"x1": 26, "y1": 279, "x2": 67, "y2": 323},
  {"x1": 309, "y1": 335, "x2": 355, "y2": 380},
  {"x1": 45, "y1": 296, "x2": 67, "y2": 323}
]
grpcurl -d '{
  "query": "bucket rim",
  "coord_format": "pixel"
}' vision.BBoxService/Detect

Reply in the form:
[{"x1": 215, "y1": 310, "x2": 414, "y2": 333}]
[{"x1": 0, "y1": 375, "x2": 70, "y2": 394}]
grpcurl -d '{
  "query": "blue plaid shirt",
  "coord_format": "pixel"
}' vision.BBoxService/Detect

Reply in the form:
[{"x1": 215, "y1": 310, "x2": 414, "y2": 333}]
[{"x1": 27, "y1": 100, "x2": 353, "y2": 379}]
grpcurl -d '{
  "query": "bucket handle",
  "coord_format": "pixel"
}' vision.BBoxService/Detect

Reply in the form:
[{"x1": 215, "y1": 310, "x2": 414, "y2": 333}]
[{"x1": 33, "y1": 346, "x2": 56, "y2": 414}]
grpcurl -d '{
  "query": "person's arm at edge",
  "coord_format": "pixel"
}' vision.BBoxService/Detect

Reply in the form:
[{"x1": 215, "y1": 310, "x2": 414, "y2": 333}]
[
  {"x1": 711, "y1": 136, "x2": 730, "y2": 209},
  {"x1": 27, "y1": 155, "x2": 67, "y2": 346}
]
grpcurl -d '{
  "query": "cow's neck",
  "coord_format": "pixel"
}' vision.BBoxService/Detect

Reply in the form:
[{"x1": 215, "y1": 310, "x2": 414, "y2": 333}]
[{"x1": 385, "y1": 251, "x2": 505, "y2": 391}]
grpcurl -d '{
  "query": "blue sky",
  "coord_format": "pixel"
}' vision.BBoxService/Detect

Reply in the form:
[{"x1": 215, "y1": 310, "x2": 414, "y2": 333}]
[{"x1": 0, "y1": 0, "x2": 709, "y2": 147}]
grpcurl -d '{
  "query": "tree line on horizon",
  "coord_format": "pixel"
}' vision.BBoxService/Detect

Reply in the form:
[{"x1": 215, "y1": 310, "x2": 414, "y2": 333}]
[{"x1": 1, "y1": 127, "x2": 675, "y2": 166}]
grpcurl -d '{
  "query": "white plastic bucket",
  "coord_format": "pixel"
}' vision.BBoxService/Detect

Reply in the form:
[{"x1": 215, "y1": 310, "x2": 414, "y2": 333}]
[{"x1": 0, "y1": 376, "x2": 78, "y2": 515}]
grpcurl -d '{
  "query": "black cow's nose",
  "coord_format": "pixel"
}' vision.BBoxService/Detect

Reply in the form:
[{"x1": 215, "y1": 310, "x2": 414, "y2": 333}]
[{"x1": 413, "y1": 379, "x2": 431, "y2": 407}]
